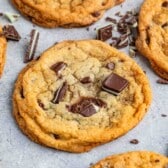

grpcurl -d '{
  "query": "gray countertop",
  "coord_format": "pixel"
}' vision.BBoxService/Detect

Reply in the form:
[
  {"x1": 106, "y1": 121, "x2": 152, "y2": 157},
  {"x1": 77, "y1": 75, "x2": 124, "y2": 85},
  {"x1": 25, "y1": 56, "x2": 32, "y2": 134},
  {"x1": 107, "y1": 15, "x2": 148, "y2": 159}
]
[{"x1": 0, "y1": 0, "x2": 168, "y2": 168}]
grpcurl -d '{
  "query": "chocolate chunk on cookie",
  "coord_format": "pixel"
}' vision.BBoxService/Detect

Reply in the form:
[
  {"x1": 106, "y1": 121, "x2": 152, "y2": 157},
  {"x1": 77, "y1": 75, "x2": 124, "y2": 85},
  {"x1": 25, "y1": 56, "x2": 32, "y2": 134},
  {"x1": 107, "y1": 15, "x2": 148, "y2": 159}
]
[
  {"x1": 91, "y1": 151, "x2": 168, "y2": 168},
  {"x1": 136, "y1": 0, "x2": 168, "y2": 79},
  {"x1": 13, "y1": 40, "x2": 152, "y2": 153},
  {"x1": 11, "y1": 0, "x2": 125, "y2": 28}
]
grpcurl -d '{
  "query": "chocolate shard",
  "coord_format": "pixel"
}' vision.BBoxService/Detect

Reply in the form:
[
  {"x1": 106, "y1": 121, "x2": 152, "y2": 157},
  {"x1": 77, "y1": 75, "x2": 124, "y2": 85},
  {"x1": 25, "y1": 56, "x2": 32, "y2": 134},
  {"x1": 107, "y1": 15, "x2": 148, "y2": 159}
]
[
  {"x1": 162, "y1": 1, "x2": 168, "y2": 7},
  {"x1": 157, "y1": 79, "x2": 168, "y2": 84},
  {"x1": 106, "y1": 62, "x2": 115, "y2": 70},
  {"x1": 69, "y1": 97, "x2": 107, "y2": 117},
  {"x1": 105, "y1": 17, "x2": 117, "y2": 24},
  {"x1": 52, "y1": 82, "x2": 68, "y2": 104},
  {"x1": 50, "y1": 62, "x2": 67, "y2": 75},
  {"x1": 102, "y1": 73, "x2": 129, "y2": 96},
  {"x1": 130, "y1": 139, "x2": 139, "y2": 144},
  {"x1": 80, "y1": 77, "x2": 92, "y2": 84},
  {"x1": 24, "y1": 29, "x2": 39, "y2": 63},
  {"x1": 97, "y1": 25, "x2": 113, "y2": 41},
  {"x1": 2, "y1": 25, "x2": 21, "y2": 41}
]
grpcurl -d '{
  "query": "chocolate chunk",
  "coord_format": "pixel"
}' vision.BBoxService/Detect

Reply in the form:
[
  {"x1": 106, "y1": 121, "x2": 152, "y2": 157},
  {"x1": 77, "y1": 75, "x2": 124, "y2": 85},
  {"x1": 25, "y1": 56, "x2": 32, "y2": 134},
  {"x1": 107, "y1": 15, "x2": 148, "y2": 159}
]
[
  {"x1": 0, "y1": 13, "x2": 3, "y2": 17},
  {"x1": 102, "y1": 73, "x2": 129, "y2": 96},
  {"x1": 79, "y1": 104, "x2": 97, "y2": 117},
  {"x1": 80, "y1": 77, "x2": 92, "y2": 84},
  {"x1": 157, "y1": 79, "x2": 168, "y2": 84},
  {"x1": 105, "y1": 17, "x2": 117, "y2": 24},
  {"x1": 37, "y1": 99, "x2": 45, "y2": 110},
  {"x1": 2, "y1": 25, "x2": 21, "y2": 41},
  {"x1": 162, "y1": 1, "x2": 168, "y2": 7},
  {"x1": 52, "y1": 82, "x2": 68, "y2": 104},
  {"x1": 69, "y1": 97, "x2": 107, "y2": 117},
  {"x1": 53, "y1": 134, "x2": 60, "y2": 139},
  {"x1": 24, "y1": 29, "x2": 39, "y2": 63},
  {"x1": 20, "y1": 88, "x2": 25, "y2": 98},
  {"x1": 106, "y1": 62, "x2": 115, "y2": 70},
  {"x1": 116, "y1": 34, "x2": 129, "y2": 49},
  {"x1": 130, "y1": 139, "x2": 139, "y2": 144},
  {"x1": 161, "y1": 114, "x2": 167, "y2": 117},
  {"x1": 162, "y1": 22, "x2": 168, "y2": 28},
  {"x1": 51, "y1": 62, "x2": 67, "y2": 75},
  {"x1": 155, "y1": 160, "x2": 160, "y2": 163},
  {"x1": 91, "y1": 12, "x2": 101, "y2": 17},
  {"x1": 97, "y1": 25, "x2": 113, "y2": 41}
]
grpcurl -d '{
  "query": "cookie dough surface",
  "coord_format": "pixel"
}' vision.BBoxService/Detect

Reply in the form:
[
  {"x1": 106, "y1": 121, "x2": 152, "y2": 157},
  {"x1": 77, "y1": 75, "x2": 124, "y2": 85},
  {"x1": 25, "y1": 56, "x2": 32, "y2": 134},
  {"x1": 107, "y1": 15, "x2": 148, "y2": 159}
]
[
  {"x1": 13, "y1": 40, "x2": 152, "y2": 152},
  {"x1": 12, "y1": 0, "x2": 124, "y2": 28},
  {"x1": 136, "y1": 0, "x2": 168, "y2": 79},
  {"x1": 91, "y1": 151, "x2": 168, "y2": 168},
  {"x1": 0, "y1": 26, "x2": 7, "y2": 77}
]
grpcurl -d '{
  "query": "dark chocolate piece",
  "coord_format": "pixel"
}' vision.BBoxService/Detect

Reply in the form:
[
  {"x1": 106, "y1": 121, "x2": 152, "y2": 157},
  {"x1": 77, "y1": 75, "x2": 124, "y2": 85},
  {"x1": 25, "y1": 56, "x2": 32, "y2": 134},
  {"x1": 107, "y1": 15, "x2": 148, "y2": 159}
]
[
  {"x1": 162, "y1": 22, "x2": 168, "y2": 28},
  {"x1": 37, "y1": 99, "x2": 45, "y2": 110},
  {"x1": 161, "y1": 114, "x2": 167, "y2": 117},
  {"x1": 24, "y1": 29, "x2": 39, "y2": 63},
  {"x1": 69, "y1": 97, "x2": 107, "y2": 117},
  {"x1": 80, "y1": 77, "x2": 92, "y2": 84},
  {"x1": 102, "y1": 73, "x2": 129, "y2": 96},
  {"x1": 97, "y1": 25, "x2": 113, "y2": 41},
  {"x1": 105, "y1": 17, "x2": 117, "y2": 24},
  {"x1": 130, "y1": 139, "x2": 139, "y2": 144},
  {"x1": 52, "y1": 82, "x2": 68, "y2": 104},
  {"x1": 91, "y1": 12, "x2": 101, "y2": 17},
  {"x1": 2, "y1": 25, "x2": 21, "y2": 41},
  {"x1": 157, "y1": 79, "x2": 168, "y2": 84},
  {"x1": 106, "y1": 62, "x2": 115, "y2": 70},
  {"x1": 162, "y1": 1, "x2": 168, "y2": 7},
  {"x1": 20, "y1": 87, "x2": 25, "y2": 98},
  {"x1": 50, "y1": 62, "x2": 67, "y2": 75}
]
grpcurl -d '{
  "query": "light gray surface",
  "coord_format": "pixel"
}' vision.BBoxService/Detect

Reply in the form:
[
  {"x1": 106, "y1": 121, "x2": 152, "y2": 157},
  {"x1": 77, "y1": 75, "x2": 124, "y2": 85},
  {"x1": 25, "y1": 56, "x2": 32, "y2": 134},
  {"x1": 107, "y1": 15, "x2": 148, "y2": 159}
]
[{"x1": 0, "y1": 0, "x2": 168, "y2": 168}]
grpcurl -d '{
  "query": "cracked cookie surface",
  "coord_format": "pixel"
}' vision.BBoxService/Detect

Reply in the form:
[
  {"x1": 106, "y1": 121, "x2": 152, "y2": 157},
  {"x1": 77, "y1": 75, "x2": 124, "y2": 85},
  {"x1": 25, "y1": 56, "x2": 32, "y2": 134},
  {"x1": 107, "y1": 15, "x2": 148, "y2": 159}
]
[
  {"x1": 136, "y1": 0, "x2": 168, "y2": 79},
  {"x1": 91, "y1": 151, "x2": 168, "y2": 168},
  {"x1": 11, "y1": 0, "x2": 124, "y2": 28},
  {"x1": 0, "y1": 26, "x2": 7, "y2": 78},
  {"x1": 13, "y1": 40, "x2": 152, "y2": 153}
]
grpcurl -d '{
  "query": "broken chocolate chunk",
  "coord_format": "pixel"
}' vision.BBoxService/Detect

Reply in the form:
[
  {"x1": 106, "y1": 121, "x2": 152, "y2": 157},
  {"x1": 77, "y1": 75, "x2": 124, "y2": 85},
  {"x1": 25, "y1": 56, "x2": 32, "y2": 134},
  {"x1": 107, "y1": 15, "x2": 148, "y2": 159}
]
[
  {"x1": 157, "y1": 79, "x2": 168, "y2": 84},
  {"x1": 130, "y1": 139, "x2": 139, "y2": 144},
  {"x1": 20, "y1": 87, "x2": 25, "y2": 98},
  {"x1": 91, "y1": 12, "x2": 101, "y2": 17},
  {"x1": 162, "y1": 1, "x2": 168, "y2": 7},
  {"x1": 106, "y1": 62, "x2": 115, "y2": 70},
  {"x1": 80, "y1": 77, "x2": 92, "y2": 84},
  {"x1": 51, "y1": 62, "x2": 67, "y2": 75},
  {"x1": 69, "y1": 97, "x2": 106, "y2": 117},
  {"x1": 102, "y1": 73, "x2": 129, "y2": 96},
  {"x1": 2, "y1": 25, "x2": 21, "y2": 41},
  {"x1": 79, "y1": 104, "x2": 97, "y2": 117},
  {"x1": 105, "y1": 17, "x2": 117, "y2": 24},
  {"x1": 24, "y1": 29, "x2": 39, "y2": 63},
  {"x1": 52, "y1": 82, "x2": 68, "y2": 104},
  {"x1": 97, "y1": 25, "x2": 113, "y2": 41}
]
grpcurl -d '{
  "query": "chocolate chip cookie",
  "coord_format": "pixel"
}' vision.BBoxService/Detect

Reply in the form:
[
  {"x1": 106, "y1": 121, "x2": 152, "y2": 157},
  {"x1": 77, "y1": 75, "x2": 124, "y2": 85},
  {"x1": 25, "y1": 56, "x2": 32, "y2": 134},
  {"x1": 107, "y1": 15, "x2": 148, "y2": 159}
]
[
  {"x1": 0, "y1": 26, "x2": 7, "y2": 77},
  {"x1": 91, "y1": 151, "x2": 168, "y2": 168},
  {"x1": 11, "y1": 0, "x2": 124, "y2": 28},
  {"x1": 136, "y1": 0, "x2": 168, "y2": 79},
  {"x1": 13, "y1": 40, "x2": 152, "y2": 153}
]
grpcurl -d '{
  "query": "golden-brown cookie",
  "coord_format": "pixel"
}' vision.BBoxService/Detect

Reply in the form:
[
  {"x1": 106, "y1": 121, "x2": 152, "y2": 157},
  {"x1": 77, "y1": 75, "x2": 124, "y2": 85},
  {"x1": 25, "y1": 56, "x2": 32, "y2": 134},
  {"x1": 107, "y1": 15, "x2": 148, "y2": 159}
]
[
  {"x1": 136, "y1": 0, "x2": 168, "y2": 79},
  {"x1": 0, "y1": 26, "x2": 7, "y2": 77},
  {"x1": 13, "y1": 40, "x2": 152, "y2": 153},
  {"x1": 11, "y1": 0, "x2": 124, "y2": 28},
  {"x1": 91, "y1": 151, "x2": 168, "y2": 168}
]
